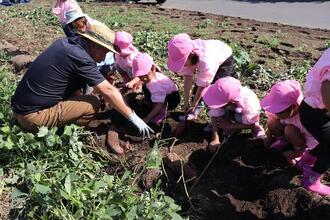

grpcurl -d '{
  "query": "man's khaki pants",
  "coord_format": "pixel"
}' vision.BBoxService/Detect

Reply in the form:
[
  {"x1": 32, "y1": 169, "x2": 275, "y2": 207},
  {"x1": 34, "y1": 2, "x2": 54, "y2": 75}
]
[{"x1": 14, "y1": 95, "x2": 101, "y2": 132}]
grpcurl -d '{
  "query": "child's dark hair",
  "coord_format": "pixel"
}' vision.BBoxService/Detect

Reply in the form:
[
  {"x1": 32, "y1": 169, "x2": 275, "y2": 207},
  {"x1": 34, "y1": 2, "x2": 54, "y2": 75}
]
[
  {"x1": 113, "y1": 45, "x2": 121, "y2": 54},
  {"x1": 190, "y1": 53, "x2": 199, "y2": 65}
]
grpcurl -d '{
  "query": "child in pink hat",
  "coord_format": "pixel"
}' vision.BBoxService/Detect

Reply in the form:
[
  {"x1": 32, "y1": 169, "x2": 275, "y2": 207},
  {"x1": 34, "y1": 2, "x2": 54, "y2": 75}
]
[
  {"x1": 52, "y1": 0, "x2": 82, "y2": 25},
  {"x1": 260, "y1": 80, "x2": 318, "y2": 166},
  {"x1": 52, "y1": 0, "x2": 83, "y2": 37},
  {"x1": 202, "y1": 77, "x2": 265, "y2": 153},
  {"x1": 299, "y1": 48, "x2": 330, "y2": 196},
  {"x1": 130, "y1": 53, "x2": 180, "y2": 125},
  {"x1": 107, "y1": 31, "x2": 141, "y2": 88},
  {"x1": 167, "y1": 33, "x2": 234, "y2": 120}
]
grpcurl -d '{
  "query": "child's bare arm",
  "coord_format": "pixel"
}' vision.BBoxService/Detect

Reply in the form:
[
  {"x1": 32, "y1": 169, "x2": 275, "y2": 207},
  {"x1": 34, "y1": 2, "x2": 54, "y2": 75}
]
[
  {"x1": 143, "y1": 103, "x2": 165, "y2": 123},
  {"x1": 191, "y1": 86, "x2": 205, "y2": 111},
  {"x1": 183, "y1": 76, "x2": 193, "y2": 111},
  {"x1": 126, "y1": 77, "x2": 141, "y2": 89}
]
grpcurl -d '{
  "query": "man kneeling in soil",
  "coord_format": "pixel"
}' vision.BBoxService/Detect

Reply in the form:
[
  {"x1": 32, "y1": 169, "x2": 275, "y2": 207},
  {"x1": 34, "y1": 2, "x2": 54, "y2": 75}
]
[{"x1": 11, "y1": 23, "x2": 153, "y2": 138}]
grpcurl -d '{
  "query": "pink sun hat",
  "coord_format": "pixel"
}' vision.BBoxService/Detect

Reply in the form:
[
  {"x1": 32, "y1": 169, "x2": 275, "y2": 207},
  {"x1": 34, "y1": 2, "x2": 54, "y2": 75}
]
[
  {"x1": 202, "y1": 77, "x2": 242, "y2": 108},
  {"x1": 167, "y1": 33, "x2": 194, "y2": 72},
  {"x1": 261, "y1": 80, "x2": 302, "y2": 114},
  {"x1": 114, "y1": 31, "x2": 136, "y2": 55},
  {"x1": 132, "y1": 53, "x2": 154, "y2": 77}
]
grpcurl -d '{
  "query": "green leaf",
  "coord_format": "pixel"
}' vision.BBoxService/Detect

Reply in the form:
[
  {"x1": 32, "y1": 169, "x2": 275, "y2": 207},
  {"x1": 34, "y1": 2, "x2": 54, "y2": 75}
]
[
  {"x1": 93, "y1": 180, "x2": 107, "y2": 191},
  {"x1": 1, "y1": 125, "x2": 10, "y2": 133},
  {"x1": 34, "y1": 173, "x2": 41, "y2": 182},
  {"x1": 37, "y1": 126, "x2": 48, "y2": 137},
  {"x1": 5, "y1": 137, "x2": 14, "y2": 149},
  {"x1": 105, "y1": 205, "x2": 121, "y2": 217},
  {"x1": 34, "y1": 183, "x2": 51, "y2": 194},
  {"x1": 64, "y1": 174, "x2": 72, "y2": 196},
  {"x1": 5, "y1": 174, "x2": 19, "y2": 184},
  {"x1": 126, "y1": 205, "x2": 137, "y2": 220},
  {"x1": 45, "y1": 134, "x2": 56, "y2": 147},
  {"x1": 63, "y1": 126, "x2": 73, "y2": 136},
  {"x1": 145, "y1": 147, "x2": 162, "y2": 169},
  {"x1": 11, "y1": 187, "x2": 28, "y2": 200}
]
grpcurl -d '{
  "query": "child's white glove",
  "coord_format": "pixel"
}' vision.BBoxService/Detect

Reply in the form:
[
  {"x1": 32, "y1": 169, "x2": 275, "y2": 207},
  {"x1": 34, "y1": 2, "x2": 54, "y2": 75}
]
[{"x1": 128, "y1": 111, "x2": 154, "y2": 138}]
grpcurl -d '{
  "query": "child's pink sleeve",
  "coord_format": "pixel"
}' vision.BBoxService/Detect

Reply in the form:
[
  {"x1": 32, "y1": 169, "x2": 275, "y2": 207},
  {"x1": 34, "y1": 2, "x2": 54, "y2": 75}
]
[{"x1": 240, "y1": 87, "x2": 261, "y2": 125}]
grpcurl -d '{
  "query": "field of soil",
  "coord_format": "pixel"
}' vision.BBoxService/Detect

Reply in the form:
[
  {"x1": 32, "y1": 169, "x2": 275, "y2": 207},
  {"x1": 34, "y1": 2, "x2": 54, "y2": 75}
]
[{"x1": 1, "y1": 0, "x2": 330, "y2": 219}]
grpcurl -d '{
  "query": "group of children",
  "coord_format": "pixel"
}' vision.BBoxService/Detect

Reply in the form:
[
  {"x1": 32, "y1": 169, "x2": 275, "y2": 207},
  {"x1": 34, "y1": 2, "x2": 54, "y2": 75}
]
[{"x1": 51, "y1": 0, "x2": 330, "y2": 196}]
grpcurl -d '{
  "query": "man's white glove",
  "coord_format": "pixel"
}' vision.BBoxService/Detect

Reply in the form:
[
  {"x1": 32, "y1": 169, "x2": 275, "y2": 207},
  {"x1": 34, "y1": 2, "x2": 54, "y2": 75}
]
[{"x1": 128, "y1": 111, "x2": 154, "y2": 138}]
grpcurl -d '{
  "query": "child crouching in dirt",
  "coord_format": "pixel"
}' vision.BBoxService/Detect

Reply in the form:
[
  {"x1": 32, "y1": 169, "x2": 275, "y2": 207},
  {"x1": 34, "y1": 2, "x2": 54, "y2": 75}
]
[
  {"x1": 299, "y1": 48, "x2": 330, "y2": 196},
  {"x1": 167, "y1": 33, "x2": 234, "y2": 121},
  {"x1": 260, "y1": 80, "x2": 318, "y2": 166},
  {"x1": 103, "y1": 31, "x2": 141, "y2": 89},
  {"x1": 130, "y1": 53, "x2": 180, "y2": 126},
  {"x1": 201, "y1": 77, "x2": 265, "y2": 153}
]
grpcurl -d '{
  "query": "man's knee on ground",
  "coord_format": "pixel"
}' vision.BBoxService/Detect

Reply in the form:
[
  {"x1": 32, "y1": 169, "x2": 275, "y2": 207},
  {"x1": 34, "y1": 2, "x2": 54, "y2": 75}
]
[{"x1": 84, "y1": 95, "x2": 101, "y2": 114}]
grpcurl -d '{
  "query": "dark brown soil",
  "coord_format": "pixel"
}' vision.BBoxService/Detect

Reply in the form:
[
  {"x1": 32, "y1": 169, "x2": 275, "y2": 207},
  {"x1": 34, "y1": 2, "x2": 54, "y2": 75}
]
[{"x1": 90, "y1": 97, "x2": 330, "y2": 219}]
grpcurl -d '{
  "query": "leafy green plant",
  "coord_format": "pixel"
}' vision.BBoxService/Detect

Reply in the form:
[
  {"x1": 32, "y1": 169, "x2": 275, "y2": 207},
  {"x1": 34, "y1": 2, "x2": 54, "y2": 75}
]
[
  {"x1": 133, "y1": 31, "x2": 172, "y2": 59},
  {"x1": 256, "y1": 35, "x2": 280, "y2": 49},
  {"x1": 8, "y1": 7, "x2": 59, "y2": 26},
  {"x1": 325, "y1": 39, "x2": 330, "y2": 49},
  {"x1": 230, "y1": 43, "x2": 260, "y2": 79},
  {"x1": 197, "y1": 19, "x2": 213, "y2": 29}
]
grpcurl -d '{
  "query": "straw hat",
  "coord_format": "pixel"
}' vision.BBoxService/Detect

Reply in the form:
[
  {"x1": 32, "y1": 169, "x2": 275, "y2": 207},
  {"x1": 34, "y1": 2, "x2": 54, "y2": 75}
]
[{"x1": 77, "y1": 21, "x2": 118, "y2": 54}]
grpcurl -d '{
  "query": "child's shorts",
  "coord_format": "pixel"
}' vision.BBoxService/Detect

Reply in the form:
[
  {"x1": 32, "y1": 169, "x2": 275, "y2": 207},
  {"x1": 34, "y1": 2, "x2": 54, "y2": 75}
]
[
  {"x1": 212, "y1": 55, "x2": 234, "y2": 83},
  {"x1": 165, "y1": 91, "x2": 180, "y2": 110}
]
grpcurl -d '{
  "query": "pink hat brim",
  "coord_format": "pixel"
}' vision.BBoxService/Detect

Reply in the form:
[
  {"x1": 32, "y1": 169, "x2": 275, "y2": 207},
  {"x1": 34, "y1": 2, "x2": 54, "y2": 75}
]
[
  {"x1": 167, "y1": 53, "x2": 189, "y2": 72},
  {"x1": 202, "y1": 85, "x2": 229, "y2": 108},
  {"x1": 261, "y1": 95, "x2": 290, "y2": 114}
]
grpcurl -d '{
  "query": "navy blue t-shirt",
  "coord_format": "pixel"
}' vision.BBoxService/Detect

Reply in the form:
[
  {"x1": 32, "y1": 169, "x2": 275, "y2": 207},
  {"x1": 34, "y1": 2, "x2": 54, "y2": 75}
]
[{"x1": 11, "y1": 36, "x2": 105, "y2": 115}]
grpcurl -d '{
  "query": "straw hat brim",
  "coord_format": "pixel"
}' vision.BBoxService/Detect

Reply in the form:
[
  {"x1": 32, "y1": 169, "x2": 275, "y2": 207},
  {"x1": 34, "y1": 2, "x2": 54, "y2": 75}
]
[{"x1": 77, "y1": 31, "x2": 118, "y2": 54}]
